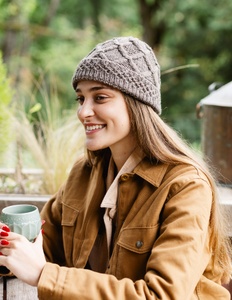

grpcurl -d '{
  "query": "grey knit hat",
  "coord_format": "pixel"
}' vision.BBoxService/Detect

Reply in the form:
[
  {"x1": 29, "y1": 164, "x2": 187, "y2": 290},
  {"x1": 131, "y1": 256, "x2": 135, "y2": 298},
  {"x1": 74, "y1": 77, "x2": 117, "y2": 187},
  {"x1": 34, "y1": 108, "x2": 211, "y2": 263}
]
[{"x1": 72, "y1": 36, "x2": 161, "y2": 114}]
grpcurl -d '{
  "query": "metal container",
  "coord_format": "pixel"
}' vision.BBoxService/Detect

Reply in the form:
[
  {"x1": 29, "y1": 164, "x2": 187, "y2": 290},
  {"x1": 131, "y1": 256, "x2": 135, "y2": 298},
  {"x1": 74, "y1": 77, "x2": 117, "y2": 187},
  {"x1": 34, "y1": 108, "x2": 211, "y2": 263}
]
[{"x1": 197, "y1": 82, "x2": 232, "y2": 185}]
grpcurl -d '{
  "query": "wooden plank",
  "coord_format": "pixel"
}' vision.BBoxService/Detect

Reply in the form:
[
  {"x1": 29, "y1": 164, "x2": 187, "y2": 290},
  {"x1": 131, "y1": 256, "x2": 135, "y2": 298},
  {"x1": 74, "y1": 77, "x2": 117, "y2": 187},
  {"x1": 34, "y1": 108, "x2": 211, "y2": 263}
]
[
  {"x1": 217, "y1": 186, "x2": 232, "y2": 236},
  {"x1": 0, "y1": 169, "x2": 43, "y2": 176},
  {"x1": 0, "y1": 277, "x2": 38, "y2": 299},
  {"x1": 0, "y1": 194, "x2": 50, "y2": 212}
]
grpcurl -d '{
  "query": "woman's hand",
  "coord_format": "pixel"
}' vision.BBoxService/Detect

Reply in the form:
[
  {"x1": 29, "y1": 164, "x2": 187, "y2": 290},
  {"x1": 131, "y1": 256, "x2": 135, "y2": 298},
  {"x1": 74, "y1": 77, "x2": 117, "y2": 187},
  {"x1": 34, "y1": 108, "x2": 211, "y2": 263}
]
[{"x1": 0, "y1": 224, "x2": 46, "y2": 286}]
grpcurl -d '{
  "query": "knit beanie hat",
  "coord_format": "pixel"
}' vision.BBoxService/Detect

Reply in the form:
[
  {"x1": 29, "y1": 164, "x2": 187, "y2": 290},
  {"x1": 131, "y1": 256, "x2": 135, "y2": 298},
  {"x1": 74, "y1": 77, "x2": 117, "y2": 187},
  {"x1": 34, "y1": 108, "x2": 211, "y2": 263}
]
[{"x1": 72, "y1": 36, "x2": 161, "y2": 114}]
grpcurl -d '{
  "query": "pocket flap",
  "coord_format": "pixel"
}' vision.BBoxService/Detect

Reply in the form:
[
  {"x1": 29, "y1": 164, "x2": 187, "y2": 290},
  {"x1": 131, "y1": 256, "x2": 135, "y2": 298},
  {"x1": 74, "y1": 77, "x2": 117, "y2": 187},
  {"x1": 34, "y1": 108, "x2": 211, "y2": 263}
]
[
  {"x1": 61, "y1": 203, "x2": 79, "y2": 226},
  {"x1": 117, "y1": 225, "x2": 159, "y2": 254}
]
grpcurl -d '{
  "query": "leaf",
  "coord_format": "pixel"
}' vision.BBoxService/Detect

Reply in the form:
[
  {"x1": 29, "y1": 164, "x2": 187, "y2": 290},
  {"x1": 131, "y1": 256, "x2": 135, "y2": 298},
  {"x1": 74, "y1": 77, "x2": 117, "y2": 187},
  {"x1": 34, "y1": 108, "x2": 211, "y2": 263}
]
[{"x1": 29, "y1": 103, "x2": 42, "y2": 114}]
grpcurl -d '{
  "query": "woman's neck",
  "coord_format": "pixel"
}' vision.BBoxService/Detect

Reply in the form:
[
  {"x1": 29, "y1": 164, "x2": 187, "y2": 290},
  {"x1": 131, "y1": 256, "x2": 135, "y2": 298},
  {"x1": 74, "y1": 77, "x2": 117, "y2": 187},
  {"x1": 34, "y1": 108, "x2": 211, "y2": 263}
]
[
  {"x1": 109, "y1": 134, "x2": 137, "y2": 172},
  {"x1": 111, "y1": 146, "x2": 138, "y2": 172}
]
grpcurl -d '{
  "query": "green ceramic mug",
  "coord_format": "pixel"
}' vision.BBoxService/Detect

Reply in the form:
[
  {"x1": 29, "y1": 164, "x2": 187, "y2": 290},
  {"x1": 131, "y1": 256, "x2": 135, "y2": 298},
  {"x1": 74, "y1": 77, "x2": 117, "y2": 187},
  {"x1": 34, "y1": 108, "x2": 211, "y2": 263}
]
[{"x1": 0, "y1": 204, "x2": 41, "y2": 242}]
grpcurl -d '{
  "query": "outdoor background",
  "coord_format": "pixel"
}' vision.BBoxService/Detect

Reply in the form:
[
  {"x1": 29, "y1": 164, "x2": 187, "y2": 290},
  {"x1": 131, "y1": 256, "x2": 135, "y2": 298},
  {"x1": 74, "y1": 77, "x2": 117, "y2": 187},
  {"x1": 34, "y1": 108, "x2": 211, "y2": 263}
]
[{"x1": 0, "y1": 0, "x2": 232, "y2": 194}]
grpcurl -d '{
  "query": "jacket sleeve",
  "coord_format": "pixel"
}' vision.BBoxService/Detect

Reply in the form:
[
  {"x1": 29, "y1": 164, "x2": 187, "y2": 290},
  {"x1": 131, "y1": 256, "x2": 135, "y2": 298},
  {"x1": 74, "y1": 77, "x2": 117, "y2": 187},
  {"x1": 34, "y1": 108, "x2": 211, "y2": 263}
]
[
  {"x1": 40, "y1": 185, "x2": 65, "y2": 266},
  {"x1": 38, "y1": 175, "x2": 229, "y2": 300}
]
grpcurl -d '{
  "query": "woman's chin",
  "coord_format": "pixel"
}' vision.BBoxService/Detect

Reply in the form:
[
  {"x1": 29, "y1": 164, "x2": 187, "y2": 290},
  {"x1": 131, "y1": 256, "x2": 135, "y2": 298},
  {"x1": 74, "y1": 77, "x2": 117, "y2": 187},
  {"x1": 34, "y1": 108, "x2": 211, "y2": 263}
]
[{"x1": 86, "y1": 144, "x2": 106, "y2": 152}]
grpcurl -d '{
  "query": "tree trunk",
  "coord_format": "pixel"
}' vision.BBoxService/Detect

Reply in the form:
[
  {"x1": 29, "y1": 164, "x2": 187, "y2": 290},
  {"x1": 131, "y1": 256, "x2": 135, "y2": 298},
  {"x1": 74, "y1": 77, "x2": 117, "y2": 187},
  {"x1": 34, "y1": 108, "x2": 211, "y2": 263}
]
[
  {"x1": 89, "y1": 0, "x2": 103, "y2": 33},
  {"x1": 43, "y1": 0, "x2": 61, "y2": 26},
  {"x1": 138, "y1": 0, "x2": 166, "y2": 50}
]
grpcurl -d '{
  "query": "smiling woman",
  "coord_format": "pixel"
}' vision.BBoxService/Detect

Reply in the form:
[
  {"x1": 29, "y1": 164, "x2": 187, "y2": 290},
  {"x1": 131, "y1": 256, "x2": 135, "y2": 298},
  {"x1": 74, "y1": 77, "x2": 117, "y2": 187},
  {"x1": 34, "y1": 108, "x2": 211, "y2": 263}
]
[
  {"x1": 0, "y1": 36, "x2": 231, "y2": 300},
  {"x1": 76, "y1": 81, "x2": 135, "y2": 169}
]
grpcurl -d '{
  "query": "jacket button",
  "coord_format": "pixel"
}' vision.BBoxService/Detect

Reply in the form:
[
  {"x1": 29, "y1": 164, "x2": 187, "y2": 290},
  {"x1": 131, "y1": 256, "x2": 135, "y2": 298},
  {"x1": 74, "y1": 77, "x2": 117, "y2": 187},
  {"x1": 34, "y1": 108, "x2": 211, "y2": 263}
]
[
  {"x1": 136, "y1": 241, "x2": 143, "y2": 249},
  {"x1": 121, "y1": 174, "x2": 130, "y2": 181}
]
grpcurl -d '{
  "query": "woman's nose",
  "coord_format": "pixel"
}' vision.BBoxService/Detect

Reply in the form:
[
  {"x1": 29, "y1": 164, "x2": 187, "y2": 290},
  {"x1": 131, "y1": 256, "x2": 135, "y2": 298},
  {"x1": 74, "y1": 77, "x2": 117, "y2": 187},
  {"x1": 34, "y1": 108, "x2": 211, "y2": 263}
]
[{"x1": 77, "y1": 99, "x2": 94, "y2": 120}]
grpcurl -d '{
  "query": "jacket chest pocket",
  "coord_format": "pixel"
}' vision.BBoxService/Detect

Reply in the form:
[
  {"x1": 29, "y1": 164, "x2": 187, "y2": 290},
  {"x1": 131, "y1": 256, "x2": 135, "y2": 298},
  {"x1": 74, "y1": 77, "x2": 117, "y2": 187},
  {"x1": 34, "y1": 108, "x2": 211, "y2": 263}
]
[
  {"x1": 61, "y1": 203, "x2": 79, "y2": 266},
  {"x1": 112, "y1": 225, "x2": 159, "y2": 280}
]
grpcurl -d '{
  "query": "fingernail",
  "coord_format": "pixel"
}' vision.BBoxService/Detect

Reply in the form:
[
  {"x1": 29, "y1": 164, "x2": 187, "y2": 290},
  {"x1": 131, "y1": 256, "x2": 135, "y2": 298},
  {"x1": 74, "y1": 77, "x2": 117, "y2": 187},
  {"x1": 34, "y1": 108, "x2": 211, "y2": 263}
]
[
  {"x1": 41, "y1": 220, "x2": 46, "y2": 226},
  {"x1": 41, "y1": 229, "x2": 45, "y2": 235},
  {"x1": 0, "y1": 231, "x2": 9, "y2": 237},
  {"x1": 0, "y1": 252, "x2": 3, "y2": 255},
  {"x1": 2, "y1": 226, "x2": 10, "y2": 232},
  {"x1": 0, "y1": 240, "x2": 9, "y2": 246}
]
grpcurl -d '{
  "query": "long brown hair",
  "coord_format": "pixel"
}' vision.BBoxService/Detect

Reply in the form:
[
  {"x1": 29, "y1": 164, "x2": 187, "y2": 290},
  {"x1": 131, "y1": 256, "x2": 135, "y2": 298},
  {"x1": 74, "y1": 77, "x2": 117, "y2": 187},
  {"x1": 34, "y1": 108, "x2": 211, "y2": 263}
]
[{"x1": 87, "y1": 93, "x2": 232, "y2": 283}]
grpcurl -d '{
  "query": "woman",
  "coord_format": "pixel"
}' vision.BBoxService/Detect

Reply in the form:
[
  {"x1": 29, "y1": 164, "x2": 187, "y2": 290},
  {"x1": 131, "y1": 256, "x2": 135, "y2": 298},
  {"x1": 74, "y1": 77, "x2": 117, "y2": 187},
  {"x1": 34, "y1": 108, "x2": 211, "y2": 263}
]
[{"x1": 0, "y1": 36, "x2": 231, "y2": 299}]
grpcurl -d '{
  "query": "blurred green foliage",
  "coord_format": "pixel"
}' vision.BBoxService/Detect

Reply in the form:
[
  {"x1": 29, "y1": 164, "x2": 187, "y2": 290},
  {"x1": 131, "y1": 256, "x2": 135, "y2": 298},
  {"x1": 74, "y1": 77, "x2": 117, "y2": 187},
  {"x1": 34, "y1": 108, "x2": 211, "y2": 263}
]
[
  {"x1": 0, "y1": 52, "x2": 13, "y2": 163},
  {"x1": 0, "y1": 0, "x2": 231, "y2": 146}
]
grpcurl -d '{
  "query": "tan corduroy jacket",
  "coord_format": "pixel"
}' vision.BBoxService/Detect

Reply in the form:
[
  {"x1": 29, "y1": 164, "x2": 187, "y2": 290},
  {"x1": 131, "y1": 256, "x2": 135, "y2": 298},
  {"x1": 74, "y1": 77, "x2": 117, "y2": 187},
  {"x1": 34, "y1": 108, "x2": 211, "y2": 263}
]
[{"x1": 38, "y1": 155, "x2": 230, "y2": 300}]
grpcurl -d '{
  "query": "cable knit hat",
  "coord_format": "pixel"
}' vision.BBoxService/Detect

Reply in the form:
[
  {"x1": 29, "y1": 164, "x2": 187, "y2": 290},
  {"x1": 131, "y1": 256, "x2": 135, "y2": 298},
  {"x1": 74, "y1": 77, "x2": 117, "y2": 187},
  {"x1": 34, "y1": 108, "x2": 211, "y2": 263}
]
[{"x1": 72, "y1": 36, "x2": 161, "y2": 114}]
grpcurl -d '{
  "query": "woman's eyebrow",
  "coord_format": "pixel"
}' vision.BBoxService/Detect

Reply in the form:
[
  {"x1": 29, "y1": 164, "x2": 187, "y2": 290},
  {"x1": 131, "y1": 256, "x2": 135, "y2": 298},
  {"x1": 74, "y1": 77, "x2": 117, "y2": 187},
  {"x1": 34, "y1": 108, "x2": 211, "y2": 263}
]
[{"x1": 76, "y1": 85, "x2": 114, "y2": 93}]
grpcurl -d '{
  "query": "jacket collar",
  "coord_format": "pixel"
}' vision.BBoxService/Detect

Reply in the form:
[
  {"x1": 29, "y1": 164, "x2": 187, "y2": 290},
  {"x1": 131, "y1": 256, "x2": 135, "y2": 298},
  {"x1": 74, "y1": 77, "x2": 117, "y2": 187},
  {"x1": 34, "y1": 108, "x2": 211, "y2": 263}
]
[{"x1": 134, "y1": 158, "x2": 170, "y2": 187}]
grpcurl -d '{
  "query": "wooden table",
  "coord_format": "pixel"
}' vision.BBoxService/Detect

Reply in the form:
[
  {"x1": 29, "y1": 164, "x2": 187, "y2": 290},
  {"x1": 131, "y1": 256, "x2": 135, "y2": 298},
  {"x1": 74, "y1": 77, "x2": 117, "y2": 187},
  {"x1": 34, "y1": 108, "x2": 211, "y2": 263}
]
[{"x1": 0, "y1": 277, "x2": 38, "y2": 300}]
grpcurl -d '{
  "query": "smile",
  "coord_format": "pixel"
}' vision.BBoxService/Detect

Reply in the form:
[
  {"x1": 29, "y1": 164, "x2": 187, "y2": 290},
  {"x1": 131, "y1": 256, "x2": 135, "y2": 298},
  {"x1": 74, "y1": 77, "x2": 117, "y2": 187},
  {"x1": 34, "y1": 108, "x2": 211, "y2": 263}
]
[{"x1": 85, "y1": 124, "x2": 105, "y2": 132}]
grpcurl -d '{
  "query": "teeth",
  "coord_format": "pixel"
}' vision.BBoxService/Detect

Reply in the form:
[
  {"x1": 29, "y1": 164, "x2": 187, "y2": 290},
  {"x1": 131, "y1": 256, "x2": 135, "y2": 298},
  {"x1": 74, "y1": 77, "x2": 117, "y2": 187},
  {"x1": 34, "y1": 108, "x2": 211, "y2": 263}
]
[{"x1": 86, "y1": 125, "x2": 104, "y2": 131}]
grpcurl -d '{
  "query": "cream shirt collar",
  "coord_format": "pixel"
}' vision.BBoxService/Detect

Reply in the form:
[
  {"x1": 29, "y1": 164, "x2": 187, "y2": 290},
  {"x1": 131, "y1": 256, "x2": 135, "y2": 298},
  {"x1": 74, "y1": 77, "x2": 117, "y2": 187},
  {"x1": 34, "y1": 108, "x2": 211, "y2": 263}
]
[
  {"x1": 100, "y1": 147, "x2": 144, "y2": 212},
  {"x1": 100, "y1": 147, "x2": 144, "y2": 253}
]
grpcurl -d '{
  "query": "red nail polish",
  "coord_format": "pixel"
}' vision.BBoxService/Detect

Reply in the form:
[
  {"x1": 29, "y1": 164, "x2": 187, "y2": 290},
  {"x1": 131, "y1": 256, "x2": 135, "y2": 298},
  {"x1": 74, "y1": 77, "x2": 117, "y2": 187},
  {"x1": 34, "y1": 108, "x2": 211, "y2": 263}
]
[
  {"x1": 0, "y1": 231, "x2": 9, "y2": 237},
  {"x1": 0, "y1": 240, "x2": 9, "y2": 246},
  {"x1": 41, "y1": 229, "x2": 45, "y2": 235},
  {"x1": 0, "y1": 252, "x2": 3, "y2": 255},
  {"x1": 2, "y1": 226, "x2": 10, "y2": 232}
]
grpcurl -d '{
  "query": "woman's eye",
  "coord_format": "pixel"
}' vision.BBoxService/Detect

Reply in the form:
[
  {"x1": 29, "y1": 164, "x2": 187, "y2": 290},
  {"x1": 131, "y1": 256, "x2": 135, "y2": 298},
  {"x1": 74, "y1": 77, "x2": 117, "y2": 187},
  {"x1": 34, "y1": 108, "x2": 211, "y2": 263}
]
[
  {"x1": 75, "y1": 96, "x2": 84, "y2": 104},
  {"x1": 95, "y1": 95, "x2": 107, "y2": 101}
]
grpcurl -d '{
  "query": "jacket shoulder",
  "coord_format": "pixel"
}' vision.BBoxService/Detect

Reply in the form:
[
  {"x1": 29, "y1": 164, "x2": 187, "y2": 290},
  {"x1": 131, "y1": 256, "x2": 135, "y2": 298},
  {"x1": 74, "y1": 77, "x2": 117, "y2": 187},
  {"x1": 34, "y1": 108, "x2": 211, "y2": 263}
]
[
  {"x1": 163, "y1": 164, "x2": 211, "y2": 187},
  {"x1": 68, "y1": 155, "x2": 92, "y2": 180}
]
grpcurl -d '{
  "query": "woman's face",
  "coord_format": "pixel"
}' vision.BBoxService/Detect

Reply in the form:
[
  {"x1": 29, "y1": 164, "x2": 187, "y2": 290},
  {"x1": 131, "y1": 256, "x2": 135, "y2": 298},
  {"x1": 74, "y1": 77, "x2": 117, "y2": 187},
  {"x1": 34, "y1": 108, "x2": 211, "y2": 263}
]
[{"x1": 76, "y1": 80, "x2": 136, "y2": 155}]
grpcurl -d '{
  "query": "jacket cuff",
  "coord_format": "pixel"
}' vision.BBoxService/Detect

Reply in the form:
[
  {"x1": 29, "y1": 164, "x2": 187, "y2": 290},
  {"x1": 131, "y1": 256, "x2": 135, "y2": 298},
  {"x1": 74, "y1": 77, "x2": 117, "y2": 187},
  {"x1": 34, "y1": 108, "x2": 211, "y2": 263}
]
[{"x1": 38, "y1": 262, "x2": 67, "y2": 300}]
